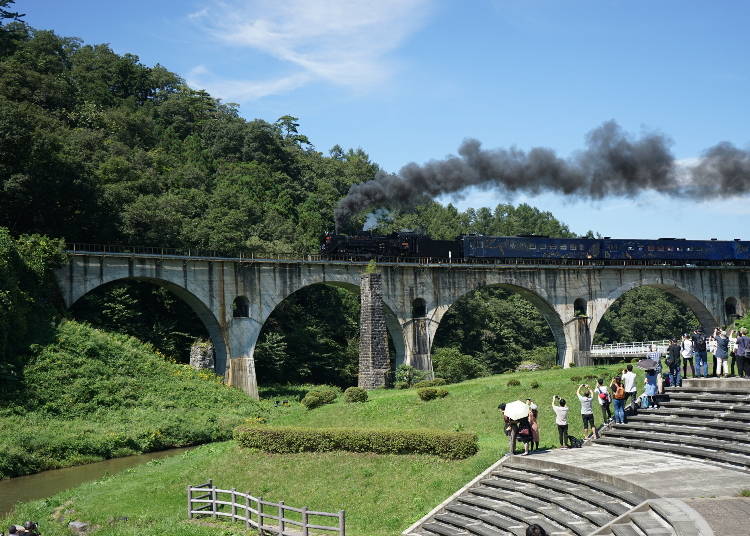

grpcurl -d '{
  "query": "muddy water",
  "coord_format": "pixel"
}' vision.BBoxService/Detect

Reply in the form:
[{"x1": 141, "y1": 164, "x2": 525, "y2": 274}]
[{"x1": 0, "y1": 448, "x2": 191, "y2": 516}]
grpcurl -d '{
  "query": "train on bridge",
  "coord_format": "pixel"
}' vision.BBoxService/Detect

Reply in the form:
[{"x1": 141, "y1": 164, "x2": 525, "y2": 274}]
[{"x1": 320, "y1": 232, "x2": 750, "y2": 265}]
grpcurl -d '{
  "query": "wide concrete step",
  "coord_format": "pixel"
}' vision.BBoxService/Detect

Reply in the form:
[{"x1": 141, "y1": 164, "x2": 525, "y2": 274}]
[
  {"x1": 659, "y1": 400, "x2": 750, "y2": 412},
  {"x1": 665, "y1": 391, "x2": 750, "y2": 404},
  {"x1": 611, "y1": 420, "x2": 750, "y2": 444},
  {"x1": 666, "y1": 386, "x2": 750, "y2": 396},
  {"x1": 488, "y1": 469, "x2": 628, "y2": 517},
  {"x1": 501, "y1": 462, "x2": 646, "y2": 507},
  {"x1": 639, "y1": 406, "x2": 750, "y2": 422},
  {"x1": 594, "y1": 436, "x2": 750, "y2": 470},
  {"x1": 602, "y1": 427, "x2": 750, "y2": 456},
  {"x1": 407, "y1": 459, "x2": 650, "y2": 536},
  {"x1": 627, "y1": 413, "x2": 750, "y2": 432}
]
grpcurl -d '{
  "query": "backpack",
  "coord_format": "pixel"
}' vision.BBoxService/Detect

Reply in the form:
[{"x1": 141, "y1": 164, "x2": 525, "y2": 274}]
[{"x1": 614, "y1": 384, "x2": 625, "y2": 399}]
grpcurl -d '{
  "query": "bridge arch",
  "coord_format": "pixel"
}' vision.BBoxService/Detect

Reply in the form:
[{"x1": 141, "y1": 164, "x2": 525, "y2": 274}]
[
  {"x1": 430, "y1": 282, "x2": 568, "y2": 369},
  {"x1": 590, "y1": 278, "x2": 716, "y2": 340},
  {"x1": 64, "y1": 276, "x2": 229, "y2": 376},
  {"x1": 250, "y1": 280, "x2": 406, "y2": 386}
]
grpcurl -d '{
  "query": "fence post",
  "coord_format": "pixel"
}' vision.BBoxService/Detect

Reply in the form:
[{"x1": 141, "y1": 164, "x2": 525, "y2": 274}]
[
  {"x1": 339, "y1": 510, "x2": 346, "y2": 536},
  {"x1": 245, "y1": 492, "x2": 251, "y2": 529},
  {"x1": 279, "y1": 500, "x2": 285, "y2": 534},
  {"x1": 231, "y1": 488, "x2": 237, "y2": 521},
  {"x1": 258, "y1": 497, "x2": 263, "y2": 535},
  {"x1": 187, "y1": 485, "x2": 192, "y2": 519},
  {"x1": 302, "y1": 506, "x2": 309, "y2": 536},
  {"x1": 211, "y1": 483, "x2": 217, "y2": 519}
]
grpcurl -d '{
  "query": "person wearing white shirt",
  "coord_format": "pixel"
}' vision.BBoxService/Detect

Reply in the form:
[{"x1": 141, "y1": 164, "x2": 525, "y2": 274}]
[
  {"x1": 621, "y1": 364, "x2": 637, "y2": 415},
  {"x1": 681, "y1": 334, "x2": 695, "y2": 378}
]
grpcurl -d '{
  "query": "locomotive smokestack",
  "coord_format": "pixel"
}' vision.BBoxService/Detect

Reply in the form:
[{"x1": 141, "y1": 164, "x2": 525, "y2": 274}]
[{"x1": 334, "y1": 120, "x2": 750, "y2": 228}]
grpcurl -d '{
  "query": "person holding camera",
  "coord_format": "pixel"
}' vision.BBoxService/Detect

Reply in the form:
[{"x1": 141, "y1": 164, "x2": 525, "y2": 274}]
[
  {"x1": 593, "y1": 377, "x2": 612, "y2": 422},
  {"x1": 681, "y1": 333, "x2": 695, "y2": 378},
  {"x1": 576, "y1": 384, "x2": 598, "y2": 439},
  {"x1": 551, "y1": 395, "x2": 571, "y2": 448}
]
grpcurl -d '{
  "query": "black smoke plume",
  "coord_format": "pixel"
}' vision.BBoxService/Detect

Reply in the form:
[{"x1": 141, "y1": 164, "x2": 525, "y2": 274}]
[{"x1": 334, "y1": 120, "x2": 750, "y2": 229}]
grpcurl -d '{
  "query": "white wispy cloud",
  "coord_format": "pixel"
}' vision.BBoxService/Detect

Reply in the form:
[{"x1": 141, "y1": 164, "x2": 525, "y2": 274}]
[{"x1": 188, "y1": 0, "x2": 431, "y2": 101}]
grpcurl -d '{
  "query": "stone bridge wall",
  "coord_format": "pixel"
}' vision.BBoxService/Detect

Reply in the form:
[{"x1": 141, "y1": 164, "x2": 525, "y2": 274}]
[{"x1": 56, "y1": 253, "x2": 750, "y2": 398}]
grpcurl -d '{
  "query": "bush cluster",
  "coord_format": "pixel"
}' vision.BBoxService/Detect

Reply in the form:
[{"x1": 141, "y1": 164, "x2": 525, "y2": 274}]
[
  {"x1": 530, "y1": 381, "x2": 540, "y2": 389},
  {"x1": 395, "y1": 364, "x2": 426, "y2": 387},
  {"x1": 432, "y1": 347, "x2": 490, "y2": 384},
  {"x1": 570, "y1": 376, "x2": 582, "y2": 382},
  {"x1": 506, "y1": 379, "x2": 521, "y2": 387},
  {"x1": 343, "y1": 386, "x2": 368, "y2": 403},
  {"x1": 395, "y1": 381, "x2": 409, "y2": 390},
  {"x1": 417, "y1": 388, "x2": 449, "y2": 401},
  {"x1": 301, "y1": 386, "x2": 340, "y2": 410},
  {"x1": 233, "y1": 425, "x2": 478, "y2": 459},
  {"x1": 413, "y1": 378, "x2": 447, "y2": 389}
]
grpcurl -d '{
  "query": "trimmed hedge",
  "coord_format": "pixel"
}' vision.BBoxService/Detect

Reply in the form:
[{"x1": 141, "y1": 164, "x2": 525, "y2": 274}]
[
  {"x1": 301, "y1": 386, "x2": 340, "y2": 409},
  {"x1": 417, "y1": 387, "x2": 449, "y2": 401},
  {"x1": 344, "y1": 386, "x2": 368, "y2": 403},
  {"x1": 413, "y1": 378, "x2": 447, "y2": 389},
  {"x1": 233, "y1": 425, "x2": 478, "y2": 459}
]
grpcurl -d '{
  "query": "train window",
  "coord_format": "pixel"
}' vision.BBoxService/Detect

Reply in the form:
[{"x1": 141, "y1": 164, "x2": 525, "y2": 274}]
[
  {"x1": 686, "y1": 247, "x2": 691, "y2": 251},
  {"x1": 540, "y1": 244, "x2": 546, "y2": 250},
  {"x1": 638, "y1": 247, "x2": 643, "y2": 251},
  {"x1": 676, "y1": 247, "x2": 680, "y2": 251},
  {"x1": 648, "y1": 246, "x2": 654, "y2": 251},
  {"x1": 560, "y1": 244, "x2": 567, "y2": 250},
  {"x1": 628, "y1": 246, "x2": 634, "y2": 251},
  {"x1": 667, "y1": 247, "x2": 673, "y2": 251},
  {"x1": 550, "y1": 244, "x2": 557, "y2": 250},
  {"x1": 657, "y1": 246, "x2": 664, "y2": 252},
  {"x1": 571, "y1": 244, "x2": 577, "y2": 250},
  {"x1": 529, "y1": 243, "x2": 536, "y2": 249}
]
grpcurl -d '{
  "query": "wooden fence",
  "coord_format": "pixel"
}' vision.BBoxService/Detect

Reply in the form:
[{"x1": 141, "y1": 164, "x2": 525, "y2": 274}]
[{"x1": 187, "y1": 480, "x2": 345, "y2": 535}]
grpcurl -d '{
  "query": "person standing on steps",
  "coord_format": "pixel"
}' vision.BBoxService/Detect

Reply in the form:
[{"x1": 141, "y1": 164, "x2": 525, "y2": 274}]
[
  {"x1": 666, "y1": 338, "x2": 682, "y2": 387},
  {"x1": 691, "y1": 327, "x2": 708, "y2": 378},
  {"x1": 526, "y1": 399, "x2": 540, "y2": 452},
  {"x1": 681, "y1": 333, "x2": 695, "y2": 378},
  {"x1": 552, "y1": 395, "x2": 571, "y2": 448},
  {"x1": 735, "y1": 327, "x2": 750, "y2": 378},
  {"x1": 498, "y1": 403, "x2": 517, "y2": 455},
  {"x1": 713, "y1": 328, "x2": 730, "y2": 377},
  {"x1": 594, "y1": 377, "x2": 612, "y2": 422},
  {"x1": 611, "y1": 376, "x2": 626, "y2": 424},
  {"x1": 622, "y1": 364, "x2": 637, "y2": 415},
  {"x1": 576, "y1": 384, "x2": 598, "y2": 439}
]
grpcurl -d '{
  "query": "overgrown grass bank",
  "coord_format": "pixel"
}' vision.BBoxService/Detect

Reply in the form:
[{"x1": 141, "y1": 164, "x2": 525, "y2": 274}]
[
  {"x1": 3, "y1": 363, "x2": 642, "y2": 535},
  {"x1": 0, "y1": 321, "x2": 264, "y2": 479}
]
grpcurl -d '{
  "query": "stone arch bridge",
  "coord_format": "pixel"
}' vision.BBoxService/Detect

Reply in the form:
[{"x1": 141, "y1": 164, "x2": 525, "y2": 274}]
[{"x1": 56, "y1": 248, "x2": 750, "y2": 398}]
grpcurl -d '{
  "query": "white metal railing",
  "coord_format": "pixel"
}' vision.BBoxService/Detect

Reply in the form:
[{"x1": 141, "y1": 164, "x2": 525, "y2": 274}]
[
  {"x1": 589, "y1": 340, "x2": 670, "y2": 356},
  {"x1": 187, "y1": 480, "x2": 345, "y2": 535}
]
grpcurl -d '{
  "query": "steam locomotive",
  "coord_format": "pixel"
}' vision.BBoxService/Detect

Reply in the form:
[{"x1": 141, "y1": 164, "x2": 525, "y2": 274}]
[{"x1": 320, "y1": 232, "x2": 750, "y2": 265}]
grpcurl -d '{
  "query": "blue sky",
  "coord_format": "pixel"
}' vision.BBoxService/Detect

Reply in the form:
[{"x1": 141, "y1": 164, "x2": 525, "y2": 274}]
[{"x1": 23, "y1": 1, "x2": 750, "y2": 239}]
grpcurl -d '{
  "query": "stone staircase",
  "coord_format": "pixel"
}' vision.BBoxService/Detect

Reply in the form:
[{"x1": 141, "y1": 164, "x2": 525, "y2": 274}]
[
  {"x1": 406, "y1": 458, "x2": 656, "y2": 536},
  {"x1": 404, "y1": 379, "x2": 750, "y2": 536},
  {"x1": 596, "y1": 382, "x2": 750, "y2": 472}
]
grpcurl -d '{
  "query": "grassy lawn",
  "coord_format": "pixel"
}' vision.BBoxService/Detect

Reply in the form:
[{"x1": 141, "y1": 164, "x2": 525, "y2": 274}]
[{"x1": 2, "y1": 363, "x2": 643, "y2": 536}]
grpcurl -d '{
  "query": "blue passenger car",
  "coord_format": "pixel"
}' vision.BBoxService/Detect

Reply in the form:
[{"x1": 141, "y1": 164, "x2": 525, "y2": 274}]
[{"x1": 462, "y1": 235, "x2": 599, "y2": 260}]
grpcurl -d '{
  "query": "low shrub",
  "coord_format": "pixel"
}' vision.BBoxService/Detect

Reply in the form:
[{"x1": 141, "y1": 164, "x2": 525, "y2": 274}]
[
  {"x1": 530, "y1": 381, "x2": 540, "y2": 389},
  {"x1": 413, "y1": 378, "x2": 447, "y2": 388},
  {"x1": 740, "y1": 489, "x2": 750, "y2": 497},
  {"x1": 583, "y1": 374, "x2": 597, "y2": 380},
  {"x1": 506, "y1": 379, "x2": 520, "y2": 387},
  {"x1": 570, "y1": 376, "x2": 582, "y2": 382},
  {"x1": 301, "y1": 385, "x2": 340, "y2": 409},
  {"x1": 432, "y1": 347, "x2": 490, "y2": 383},
  {"x1": 344, "y1": 386, "x2": 368, "y2": 403},
  {"x1": 417, "y1": 388, "x2": 449, "y2": 401},
  {"x1": 395, "y1": 381, "x2": 409, "y2": 390},
  {"x1": 233, "y1": 425, "x2": 478, "y2": 459}
]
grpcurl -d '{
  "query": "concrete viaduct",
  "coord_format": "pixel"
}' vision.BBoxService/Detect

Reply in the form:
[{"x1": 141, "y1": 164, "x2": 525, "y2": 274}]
[{"x1": 55, "y1": 248, "x2": 750, "y2": 399}]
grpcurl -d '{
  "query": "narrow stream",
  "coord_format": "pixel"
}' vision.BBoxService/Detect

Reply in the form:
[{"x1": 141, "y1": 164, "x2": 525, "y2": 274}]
[{"x1": 0, "y1": 447, "x2": 191, "y2": 517}]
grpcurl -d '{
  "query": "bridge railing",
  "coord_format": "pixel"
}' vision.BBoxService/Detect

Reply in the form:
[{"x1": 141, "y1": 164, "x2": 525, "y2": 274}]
[
  {"x1": 589, "y1": 340, "x2": 671, "y2": 357},
  {"x1": 187, "y1": 480, "x2": 345, "y2": 535}
]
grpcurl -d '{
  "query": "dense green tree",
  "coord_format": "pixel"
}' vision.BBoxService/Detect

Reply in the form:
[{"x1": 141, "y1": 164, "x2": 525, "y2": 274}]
[{"x1": 593, "y1": 287, "x2": 699, "y2": 344}]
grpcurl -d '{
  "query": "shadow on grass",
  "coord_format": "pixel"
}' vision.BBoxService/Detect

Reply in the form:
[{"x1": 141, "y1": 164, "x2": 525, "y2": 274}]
[{"x1": 258, "y1": 384, "x2": 312, "y2": 401}]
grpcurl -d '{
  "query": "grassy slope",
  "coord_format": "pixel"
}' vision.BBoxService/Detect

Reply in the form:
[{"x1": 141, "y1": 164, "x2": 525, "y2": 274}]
[
  {"x1": 0, "y1": 321, "x2": 265, "y2": 479},
  {"x1": 3, "y1": 363, "x2": 644, "y2": 536}
]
